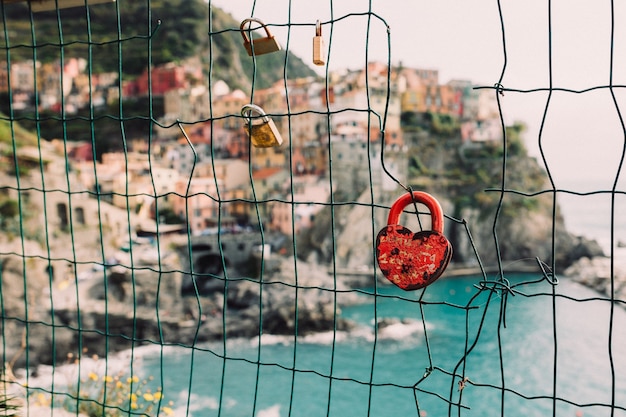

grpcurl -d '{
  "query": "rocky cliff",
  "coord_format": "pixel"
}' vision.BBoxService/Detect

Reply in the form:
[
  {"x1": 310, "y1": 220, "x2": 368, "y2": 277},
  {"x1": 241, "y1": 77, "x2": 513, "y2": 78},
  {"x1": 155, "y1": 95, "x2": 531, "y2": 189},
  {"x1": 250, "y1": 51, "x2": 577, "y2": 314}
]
[{"x1": 297, "y1": 124, "x2": 604, "y2": 272}]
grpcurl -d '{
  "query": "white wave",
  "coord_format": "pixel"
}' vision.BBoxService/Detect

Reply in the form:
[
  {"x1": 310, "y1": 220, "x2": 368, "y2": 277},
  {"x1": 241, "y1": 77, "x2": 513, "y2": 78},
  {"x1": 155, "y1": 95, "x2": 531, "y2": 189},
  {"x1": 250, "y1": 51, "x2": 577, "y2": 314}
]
[
  {"x1": 257, "y1": 404, "x2": 281, "y2": 417},
  {"x1": 256, "y1": 334, "x2": 293, "y2": 346},
  {"x1": 247, "y1": 320, "x2": 429, "y2": 346},
  {"x1": 346, "y1": 318, "x2": 431, "y2": 343},
  {"x1": 248, "y1": 331, "x2": 350, "y2": 346},
  {"x1": 300, "y1": 330, "x2": 349, "y2": 344},
  {"x1": 172, "y1": 392, "x2": 238, "y2": 416},
  {"x1": 116, "y1": 342, "x2": 175, "y2": 358},
  {"x1": 377, "y1": 320, "x2": 426, "y2": 340}
]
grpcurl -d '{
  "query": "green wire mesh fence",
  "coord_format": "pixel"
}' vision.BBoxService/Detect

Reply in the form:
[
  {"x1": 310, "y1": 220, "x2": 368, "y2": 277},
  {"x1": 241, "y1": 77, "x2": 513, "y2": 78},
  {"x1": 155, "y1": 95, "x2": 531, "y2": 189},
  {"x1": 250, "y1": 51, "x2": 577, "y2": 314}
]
[{"x1": 0, "y1": 1, "x2": 625, "y2": 416}]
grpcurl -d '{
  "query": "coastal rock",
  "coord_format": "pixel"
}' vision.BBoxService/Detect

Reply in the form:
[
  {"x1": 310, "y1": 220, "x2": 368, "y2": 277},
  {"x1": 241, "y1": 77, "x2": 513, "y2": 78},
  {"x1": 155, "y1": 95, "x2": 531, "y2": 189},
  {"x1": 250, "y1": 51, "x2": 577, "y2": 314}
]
[
  {"x1": 564, "y1": 256, "x2": 626, "y2": 301},
  {"x1": 450, "y1": 199, "x2": 603, "y2": 270},
  {"x1": 0, "y1": 244, "x2": 55, "y2": 369},
  {"x1": 306, "y1": 187, "x2": 605, "y2": 273},
  {"x1": 221, "y1": 257, "x2": 360, "y2": 336},
  {"x1": 1, "y1": 247, "x2": 365, "y2": 370},
  {"x1": 556, "y1": 235, "x2": 605, "y2": 268}
]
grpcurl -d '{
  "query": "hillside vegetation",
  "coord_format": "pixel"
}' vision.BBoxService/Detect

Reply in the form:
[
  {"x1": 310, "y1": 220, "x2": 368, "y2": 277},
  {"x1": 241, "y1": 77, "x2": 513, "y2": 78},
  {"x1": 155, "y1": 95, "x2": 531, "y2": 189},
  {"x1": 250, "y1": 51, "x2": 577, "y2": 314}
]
[
  {"x1": 0, "y1": 1, "x2": 315, "y2": 90},
  {"x1": 0, "y1": 115, "x2": 38, "y2": 147}
]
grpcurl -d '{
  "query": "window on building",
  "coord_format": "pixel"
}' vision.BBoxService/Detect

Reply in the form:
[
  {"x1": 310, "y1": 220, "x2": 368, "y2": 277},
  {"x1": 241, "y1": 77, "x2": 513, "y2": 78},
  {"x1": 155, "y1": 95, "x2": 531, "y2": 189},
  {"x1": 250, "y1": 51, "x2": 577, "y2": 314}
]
[
  {"x1": 75, "y1": 207, "x2": 86, "y2": 225},
  {"x1": 57, "y1": 203, "x2": 68, "y2": 230}
]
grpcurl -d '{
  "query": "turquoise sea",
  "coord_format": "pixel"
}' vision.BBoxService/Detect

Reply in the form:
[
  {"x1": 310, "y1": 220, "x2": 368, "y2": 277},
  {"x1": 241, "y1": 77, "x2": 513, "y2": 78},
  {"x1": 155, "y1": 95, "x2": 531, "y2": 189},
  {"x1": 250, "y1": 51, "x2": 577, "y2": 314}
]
[{"x1": 137, "y1": 272, "x2": 626, "y2": 417}]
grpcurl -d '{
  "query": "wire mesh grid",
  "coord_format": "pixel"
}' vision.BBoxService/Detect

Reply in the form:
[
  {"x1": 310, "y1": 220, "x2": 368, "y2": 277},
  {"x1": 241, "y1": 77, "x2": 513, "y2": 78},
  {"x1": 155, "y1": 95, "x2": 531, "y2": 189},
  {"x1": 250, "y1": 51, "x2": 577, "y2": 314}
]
[{"x1": 0, "y1": 1, "x2": 625, "y2": 416}]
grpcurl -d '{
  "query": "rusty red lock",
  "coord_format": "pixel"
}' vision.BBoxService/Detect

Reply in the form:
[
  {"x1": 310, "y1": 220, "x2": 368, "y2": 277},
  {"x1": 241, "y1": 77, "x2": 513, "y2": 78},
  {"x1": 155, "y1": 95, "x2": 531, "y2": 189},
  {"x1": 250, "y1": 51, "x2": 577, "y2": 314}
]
[{"x1": 376, "y1": 191, "x2": 452, "y2": 290}]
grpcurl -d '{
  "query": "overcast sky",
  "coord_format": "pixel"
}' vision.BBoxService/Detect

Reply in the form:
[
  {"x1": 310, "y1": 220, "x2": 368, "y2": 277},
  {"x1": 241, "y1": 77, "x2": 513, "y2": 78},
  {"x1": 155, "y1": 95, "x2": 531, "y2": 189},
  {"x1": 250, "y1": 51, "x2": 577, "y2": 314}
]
[{"x1": 210, "y1": 0, "x2": 626, "y2": 186}]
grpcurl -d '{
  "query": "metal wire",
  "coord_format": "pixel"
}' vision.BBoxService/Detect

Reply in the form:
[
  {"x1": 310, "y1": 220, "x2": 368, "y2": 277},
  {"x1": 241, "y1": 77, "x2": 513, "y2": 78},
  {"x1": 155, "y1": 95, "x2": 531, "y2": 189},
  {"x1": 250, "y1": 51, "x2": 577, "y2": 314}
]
[{"x1": 0, "y1": 1, "x2": 624, "y2": 417}]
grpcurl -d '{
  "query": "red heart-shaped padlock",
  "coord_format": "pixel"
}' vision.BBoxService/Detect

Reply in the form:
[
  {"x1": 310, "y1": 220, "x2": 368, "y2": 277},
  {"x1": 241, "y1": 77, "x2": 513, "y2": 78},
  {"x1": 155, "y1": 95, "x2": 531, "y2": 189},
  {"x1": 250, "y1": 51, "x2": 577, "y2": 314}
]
[{"x1": 376, "y1": 191, "x2": 452, "y2": 290}]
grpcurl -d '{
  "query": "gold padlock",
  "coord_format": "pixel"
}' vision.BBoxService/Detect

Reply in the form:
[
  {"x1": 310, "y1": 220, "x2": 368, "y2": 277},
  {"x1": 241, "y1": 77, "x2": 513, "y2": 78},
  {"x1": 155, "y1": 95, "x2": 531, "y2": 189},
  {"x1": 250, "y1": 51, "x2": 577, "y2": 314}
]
[
  {"x1": 313, "y1": 20, "x2": 325, "y2": 66},
  {"x1": 240, "y1": 18, "x2": 282, "y2": 56},
  {"x1": 241, "y1": 104, "x2": 283, "y2": 148}
]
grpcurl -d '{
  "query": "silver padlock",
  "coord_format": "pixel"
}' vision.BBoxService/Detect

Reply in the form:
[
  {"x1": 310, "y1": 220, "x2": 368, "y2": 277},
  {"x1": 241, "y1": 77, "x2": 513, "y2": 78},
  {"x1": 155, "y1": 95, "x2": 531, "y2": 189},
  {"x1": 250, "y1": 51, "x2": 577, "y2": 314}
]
[
  {"x1": 240, "y1": 18, "x2": 282, "y2": 56},
  {"x1": 241, "y1": 104, "x2": 283, "y2": 148},
  {"x1": 313, "y1": 20, "x2": 325, "y2": 66}
]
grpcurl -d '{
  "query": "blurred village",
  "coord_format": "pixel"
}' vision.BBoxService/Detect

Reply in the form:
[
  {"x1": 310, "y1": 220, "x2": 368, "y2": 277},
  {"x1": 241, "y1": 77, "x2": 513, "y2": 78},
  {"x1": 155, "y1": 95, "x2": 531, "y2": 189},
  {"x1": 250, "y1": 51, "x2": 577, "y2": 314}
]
[{"x1": 0, "y1": 58, "x2": 502, "y2": 259}]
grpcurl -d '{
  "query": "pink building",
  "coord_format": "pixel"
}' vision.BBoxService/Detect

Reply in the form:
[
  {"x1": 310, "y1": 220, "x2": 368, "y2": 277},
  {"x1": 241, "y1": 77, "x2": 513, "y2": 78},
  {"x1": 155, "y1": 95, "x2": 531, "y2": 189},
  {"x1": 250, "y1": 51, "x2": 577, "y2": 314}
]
[{"x1": 123, "y1": 62, "x2": 201, "y2": 97}]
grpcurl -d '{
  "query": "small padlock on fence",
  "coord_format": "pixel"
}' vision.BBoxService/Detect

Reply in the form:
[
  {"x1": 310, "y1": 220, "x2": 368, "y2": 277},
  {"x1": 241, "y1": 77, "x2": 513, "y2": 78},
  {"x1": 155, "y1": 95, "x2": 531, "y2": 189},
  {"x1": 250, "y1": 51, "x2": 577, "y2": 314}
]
[
  {"x1": 240, "y1": 18, "x2": 281, "y2": 56},
  {"x1": 241, "y1": 104, "x2": 283, "y2": 148},
  {"x1": 313, "y1": 20, "x2": 325, "y2": 66},
  {"x1": 375, "y1": 191, "x2": 452, "y2": 290}
]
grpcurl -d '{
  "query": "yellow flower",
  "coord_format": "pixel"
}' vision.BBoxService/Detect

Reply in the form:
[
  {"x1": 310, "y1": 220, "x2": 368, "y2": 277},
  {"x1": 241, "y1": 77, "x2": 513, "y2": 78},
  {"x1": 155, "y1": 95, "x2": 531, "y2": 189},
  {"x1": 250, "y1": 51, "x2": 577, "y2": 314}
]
[
  {"x1": 131, "y1": 402, "x2": 138, "y2": 409},
  {"x1": 103, "y1": 375, "x2": 113, "y2": 383},
  {"x1": 88, "y1": 372, "x2": 98, "y2": 381},
  {"x1": 153, "y1": 392, "x2": 162, "y2": 401},
  {"x1": 162, "y1": 406, "x2": 173, "y2": 416},
  {"x1": 116, "y1": 381, "x2": 124, "y2": 389},
  {"x1": 126, "y1": 375, "x2": 140, "y2": 384},
  {"x1": 143, "y1": 393, "x2": 154, "y2": 402},
  {"x1": 35, "y1": 393, "x2": 48, "y2": 405},
  {"x1": 129, "y1": 393, "x2": 137, "y2": 402}
]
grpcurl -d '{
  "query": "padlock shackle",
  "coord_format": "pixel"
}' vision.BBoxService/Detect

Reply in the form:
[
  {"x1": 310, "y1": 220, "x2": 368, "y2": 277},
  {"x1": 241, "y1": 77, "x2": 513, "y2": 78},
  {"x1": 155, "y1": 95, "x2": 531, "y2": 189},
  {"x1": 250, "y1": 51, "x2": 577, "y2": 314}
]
[
  {"x1": 387, "y1": 191, "x2": 444, "y2": 234},
  {"x1": 315, "y1": 20, "x2": 322, "y2": 37},
  {"x1": 241, "y1": 104, "x2": 270, "y2": 123},
  {"x1": 240, "y1": 17, "x2": 273, "y2": 43}
]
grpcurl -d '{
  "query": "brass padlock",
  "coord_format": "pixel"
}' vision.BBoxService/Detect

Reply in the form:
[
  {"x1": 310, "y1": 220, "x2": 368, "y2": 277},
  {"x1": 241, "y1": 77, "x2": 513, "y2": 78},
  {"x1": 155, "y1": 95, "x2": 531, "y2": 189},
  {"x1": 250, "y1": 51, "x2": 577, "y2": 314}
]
[
  {"x1": 313, "y1": 20, "x2": 325, "y2": 66},
  {"x1": 240, "y1": 18, "x2": 281, "y2": 56},
  {"x1": 241, "y1": 104, "x2": 283, "y2": 148}
]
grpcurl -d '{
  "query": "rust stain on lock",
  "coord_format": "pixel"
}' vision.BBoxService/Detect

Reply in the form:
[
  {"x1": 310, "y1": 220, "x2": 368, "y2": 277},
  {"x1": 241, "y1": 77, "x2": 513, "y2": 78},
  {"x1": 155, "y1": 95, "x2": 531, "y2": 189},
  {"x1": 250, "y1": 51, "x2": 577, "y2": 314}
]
[
  {"x1": 375, "y1": 191, "x2": 452, "y2": 290},
  {"x1": 240, "y1": 18, "x2": 281, "y2": 56},
  {"x1": 241, "y1": 104, "x2": 283, "y2": 148}
]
